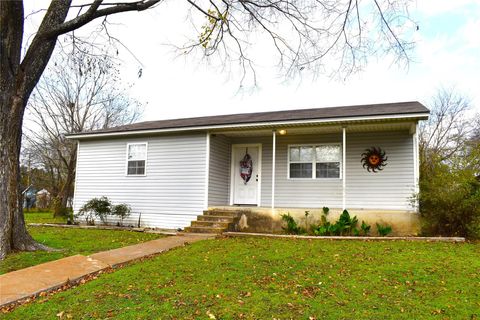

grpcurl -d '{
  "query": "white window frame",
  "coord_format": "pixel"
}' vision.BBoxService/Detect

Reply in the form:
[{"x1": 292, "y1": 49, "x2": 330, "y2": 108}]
[
  {"x1": 125, "y1": 142, "x2": 148, "y2": 176},
  {"x1": 287, "y1": 143, "x2": 342, "y2": 180}
]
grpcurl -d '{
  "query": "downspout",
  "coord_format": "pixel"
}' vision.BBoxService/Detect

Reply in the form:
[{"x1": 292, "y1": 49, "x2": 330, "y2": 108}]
[
  {"x1": 342, "y1": 127, "x2": 347, "y2": 210},
  {"x1": 271, "y1": 130, "x2": 276, "y2": 212}
]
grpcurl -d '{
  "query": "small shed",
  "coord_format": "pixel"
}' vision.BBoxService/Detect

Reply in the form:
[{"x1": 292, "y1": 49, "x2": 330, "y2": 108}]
[{"x1": 36, "y1": 189, "x2": 51, "y2": 210}]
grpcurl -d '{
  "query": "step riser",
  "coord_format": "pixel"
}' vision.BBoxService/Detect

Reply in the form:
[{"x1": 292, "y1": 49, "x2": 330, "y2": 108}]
[
  {"x1": 191, "y1": 221, "x2": 231, "y2": 228},
  {"x1": 203, "y1": 211, "x2": 241, "y2": 217},
  {"x1": 197, "y1": 216, "x2": 234, "y2": 223},
  {"x1": 184, "y1": 227, "x2": 224, "y2": 234}
]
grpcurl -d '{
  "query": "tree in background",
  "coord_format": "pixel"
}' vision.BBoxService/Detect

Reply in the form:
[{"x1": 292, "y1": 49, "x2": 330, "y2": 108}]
[
  {"x1": 419, "y1": 88, "x2": 474, "y2": 167},
  {"x1": 418, "y1": 88, "x2": 480, "y2": 238},
  {"x1": 23, "y1": 48, "x2": 142, "y2": 216},
  {"x1": 0, "y1": 0, "x2": 416, "y2": 259}
]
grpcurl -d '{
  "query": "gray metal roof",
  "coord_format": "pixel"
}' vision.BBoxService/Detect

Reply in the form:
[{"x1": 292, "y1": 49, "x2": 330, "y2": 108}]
[{"x1": 69, "y1": 101, "x2": 429, "y2": 137}]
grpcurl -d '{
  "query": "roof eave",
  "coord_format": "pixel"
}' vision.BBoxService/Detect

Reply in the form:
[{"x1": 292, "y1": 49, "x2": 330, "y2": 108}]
[{"x1": 66, "y1": 112, "x2": 430, "y2": 140}]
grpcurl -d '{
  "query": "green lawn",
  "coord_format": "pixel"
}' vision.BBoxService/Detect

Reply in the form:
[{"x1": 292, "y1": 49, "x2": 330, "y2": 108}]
[
  {"x1": 0, "y1": 227, "x2": 163, "y2": 274},
  {"x1": 24, "y1": 210, "x2": 67, "y2": 224},
  {"x1": 4, "y1": 237, "x2": 480, "y2": 319}
]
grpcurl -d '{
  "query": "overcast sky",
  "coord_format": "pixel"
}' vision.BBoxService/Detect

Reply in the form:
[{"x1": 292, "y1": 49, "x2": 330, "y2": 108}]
[{"x1": 25, "y1": 0, "x2": 480, "y2": 122}]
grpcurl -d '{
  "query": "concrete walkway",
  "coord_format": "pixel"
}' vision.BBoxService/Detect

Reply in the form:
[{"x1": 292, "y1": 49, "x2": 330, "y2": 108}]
[{"x1": 0, "y1": 234, "x2": 214, "y2": 308}]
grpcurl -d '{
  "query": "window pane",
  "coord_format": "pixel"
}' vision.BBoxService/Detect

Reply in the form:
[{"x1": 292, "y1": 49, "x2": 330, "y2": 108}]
[
  {"x1": 290, "y1": 163, "x2": 312, "y2": 178},
  {"x1": 299, "y1": 147, "x2": 313, "y2": 161},
  {"x1": 128, "y1": 160, "x2": 145, "y2": 175},
  {"x1": 128, "y1": 144, "x2": 146, "y2": 160},
  {"x1": 316, "y1": 145, "x2": 341, "y2": 162},
  {"x1": 316, "y1": 162, "x2": 340, "y2": 178},
  {"x1": 289, "y1": 147, "x2": 300, "y2": 161}
]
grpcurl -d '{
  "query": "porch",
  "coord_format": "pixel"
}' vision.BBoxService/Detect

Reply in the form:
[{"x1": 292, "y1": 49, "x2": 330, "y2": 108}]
[
  {"x1": 193, "y1": 119, "x2": 421, "y2": 235},
  {"x1": 206, "y1": 120, "x2": 419, "y2": 212}
]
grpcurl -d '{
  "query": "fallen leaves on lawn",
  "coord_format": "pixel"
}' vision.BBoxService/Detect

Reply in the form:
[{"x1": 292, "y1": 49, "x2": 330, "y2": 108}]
[{"x1": 206, "y1": 310, "x2": 216, "y2": 319}]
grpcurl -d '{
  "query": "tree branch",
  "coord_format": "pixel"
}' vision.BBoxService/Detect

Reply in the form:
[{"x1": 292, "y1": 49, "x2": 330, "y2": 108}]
[{"x1": 44, "y1": 0, "x2": 162, "y2": 38}]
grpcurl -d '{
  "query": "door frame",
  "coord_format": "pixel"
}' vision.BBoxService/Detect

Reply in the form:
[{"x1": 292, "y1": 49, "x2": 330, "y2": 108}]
[{"x1": 229, "y1": 143, "x2": 262, "y2": 206}]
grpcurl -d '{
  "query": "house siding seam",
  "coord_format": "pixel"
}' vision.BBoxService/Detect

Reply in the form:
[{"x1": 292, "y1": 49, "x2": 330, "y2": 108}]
[
  {"x1": 208, "y1": 134, "x2": 231, "y2": 206},
  {"x1": 73, "y1": 134, "x2": 207, "y2": 229}
]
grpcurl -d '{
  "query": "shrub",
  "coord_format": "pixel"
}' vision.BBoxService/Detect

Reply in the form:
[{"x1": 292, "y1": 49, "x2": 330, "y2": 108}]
[
  {"x1": 312, "y1": 209, "x2": 359, "y2": 236},
  {"x1": 337, "y1": 210, "x2": 358, "y2": 236},
  {"x1": 112, "y1": 204, "x2": 131, "y2": 226},
  {"x1": 281, "y1": 213, "x2": 305, "y2": 235},
  {"x1": 418, "y1": 155, "x2": 480, "y2": 239},
  {"x1": 360, "y1": 221, "x2": 371, "y2": 236},
  {"x1": 77, "y1": 196, "x2": 112, "y2": 225},
  {"x1": 376, "y1": 223, "x2": 392, "y2": 236}
]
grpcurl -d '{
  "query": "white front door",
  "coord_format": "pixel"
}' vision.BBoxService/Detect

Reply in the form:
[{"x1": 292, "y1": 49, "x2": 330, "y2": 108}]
[{"x1": 232, "y1": 145, "x2": 261, "y2": 205}]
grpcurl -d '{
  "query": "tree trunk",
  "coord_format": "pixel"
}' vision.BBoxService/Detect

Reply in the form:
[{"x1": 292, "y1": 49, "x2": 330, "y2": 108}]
[
  {"x1": 0, "y1": 97, "x2": 48, "y2": 259},
  {"x1": 54, "y1": 153, "x2": 76, "y2": 217},
  {"x1": 0, "y1": 0, "x2": 70, "y2": 259}
]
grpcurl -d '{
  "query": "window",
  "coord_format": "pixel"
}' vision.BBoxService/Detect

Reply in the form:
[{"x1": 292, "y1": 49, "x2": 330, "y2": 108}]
[
  {"x1": 126, "y1": 143, "x2": 147, "y2": 175},
  {"x1": 288, "y1": 144, "x2": 341, "y2": 179},
  {"x1": 289, "y1": 146, "x2": 313, "y2": 178}
]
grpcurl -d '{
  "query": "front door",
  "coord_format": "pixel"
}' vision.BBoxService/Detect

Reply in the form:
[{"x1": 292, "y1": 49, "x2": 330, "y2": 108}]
[{"x1": 232, "y1": 145, "x2": 261, "y2": 205}]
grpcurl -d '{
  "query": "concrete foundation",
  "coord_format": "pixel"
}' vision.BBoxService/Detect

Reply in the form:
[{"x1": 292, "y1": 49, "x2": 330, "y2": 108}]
[{"x1": 210, "y1": 207, "x2": 421, "y2": 236}]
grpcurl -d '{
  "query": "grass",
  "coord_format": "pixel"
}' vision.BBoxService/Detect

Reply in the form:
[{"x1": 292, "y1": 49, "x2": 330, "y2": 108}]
[
  {"x1": 0, "y1": 227, "x2": 163, "y2": 274},
  {"x1": 4, "y1": 237, "x2": 480, "y2": 319},
  {"x1": 24, "y1": 210, "x2": 67, "y2": 224}
]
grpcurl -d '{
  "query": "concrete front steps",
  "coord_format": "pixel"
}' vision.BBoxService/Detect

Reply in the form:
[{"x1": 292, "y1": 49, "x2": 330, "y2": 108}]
[{"x1": 184, "y1": 209, "x2": 241, "y2": 234}]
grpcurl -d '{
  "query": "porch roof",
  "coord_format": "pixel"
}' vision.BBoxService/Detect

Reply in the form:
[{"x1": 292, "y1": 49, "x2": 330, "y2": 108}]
[{"x1": 67, "y1": 101, "x2": 429, "y2": 139}]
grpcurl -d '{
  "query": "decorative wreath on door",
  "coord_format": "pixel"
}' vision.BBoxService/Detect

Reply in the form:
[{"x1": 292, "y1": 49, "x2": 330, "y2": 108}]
[
  {"x1": 239, "y1": 148, "x2": 253, "y2": 184},
  {"x1": 361, "y1": 147, "x2": 388, "y2": 173}
]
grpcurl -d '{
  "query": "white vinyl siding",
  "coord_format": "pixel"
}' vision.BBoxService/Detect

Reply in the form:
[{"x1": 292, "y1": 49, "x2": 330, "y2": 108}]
[
  {"x1": 345, "y1": 131, "x2": 414, "y2": 210},
  {"x1": 270, "y1": 134, "x2": 342, "y2": 208},
  {"x1": 208, "y1": 134, "x2": 231, "y2": 206},
  {"x1": 73, "y1": 133, "x2": 207, "y2": 229}
]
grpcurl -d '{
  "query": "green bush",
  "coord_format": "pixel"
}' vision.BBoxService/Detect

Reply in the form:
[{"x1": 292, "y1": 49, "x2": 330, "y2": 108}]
[
  {"x1": 337, "y1": 210, "x2": 358, "y2": 235},
  {"x1": 112, "y1": 204, "x2": 131, "y2": 226},
  {"x1": 77, "y1": 197, "x2": 112, "y2": 225},
  {"x1": 418, "y1": 157, "x2": 480, "y2": 239},
  {"x1": 376, "y1": 223, "x2": 392, "y2": 236},
  {"x1": 312, "y1": 209, "x2": 359, "y2": 236},
  {"x1": 360, "y1": 221, "x2": 371, "y2": 236},
  {"x1": 280, "y1": 213, "x2": 305, "y2": 235}
]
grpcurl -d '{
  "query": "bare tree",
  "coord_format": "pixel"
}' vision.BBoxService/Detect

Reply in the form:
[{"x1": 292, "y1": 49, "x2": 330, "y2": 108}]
[
  {"x1": 0, "y1": 0, "x2": 416, "y2": 259},
  {"x1": 24, "y1": 49, "x2": 142, "y2": 216},
  {"x1": 472, "y1": 115, "x2": 480, "y2": 142},
  {"x1": 419, "y1": 88, "x2": 474, "y2": 168}
]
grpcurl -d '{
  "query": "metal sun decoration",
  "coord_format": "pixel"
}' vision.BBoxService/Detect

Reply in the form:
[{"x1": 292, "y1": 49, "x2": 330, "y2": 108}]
[{"x1": 361, "y1": 147, "x2": 388, "y2": 173}]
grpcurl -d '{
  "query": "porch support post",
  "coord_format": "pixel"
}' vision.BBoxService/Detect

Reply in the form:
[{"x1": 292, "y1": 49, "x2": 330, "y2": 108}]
[
  {"x1": 271, "y1": 130, "x2": 276, "y2": 211},
  {"x1": 342, "y1": 127, "x2": 346, "y2": 210},
  {"x1": 204, "y1": 132, "x2": 210, "y2": 210}
]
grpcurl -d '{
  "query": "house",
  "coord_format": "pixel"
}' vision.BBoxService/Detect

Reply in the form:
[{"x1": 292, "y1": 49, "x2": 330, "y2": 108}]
[{"x1": 67, "y1": 101, "x2": 429, "y2": 235}]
